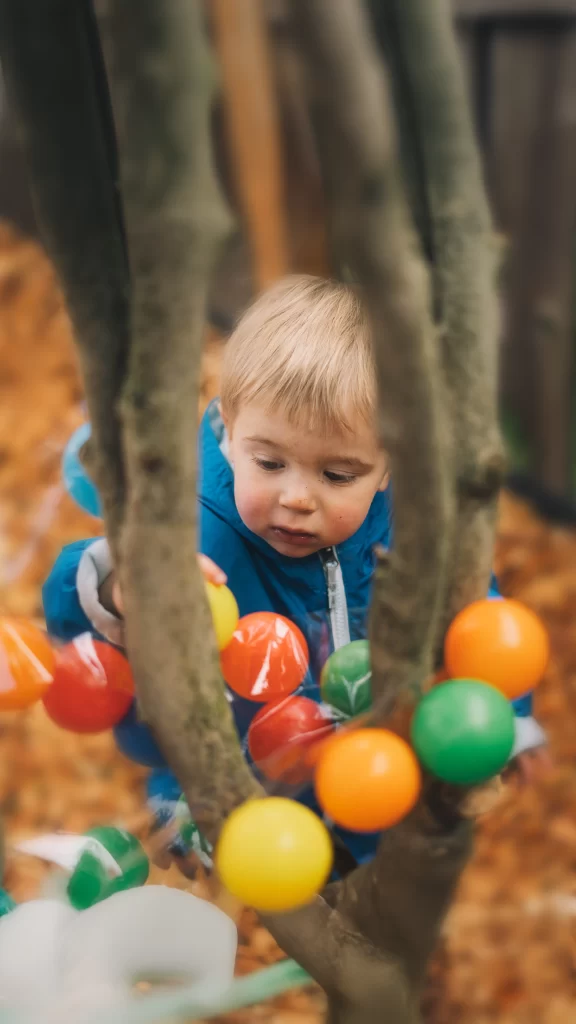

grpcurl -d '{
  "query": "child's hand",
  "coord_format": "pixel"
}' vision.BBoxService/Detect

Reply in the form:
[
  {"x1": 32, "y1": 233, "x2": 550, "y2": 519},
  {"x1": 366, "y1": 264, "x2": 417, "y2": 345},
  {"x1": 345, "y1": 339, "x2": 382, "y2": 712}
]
[
  {"x1": 197, "y1": 554, "x2": 227, "y2": 586},
  {"x1": 108, "y1": 555, "x2": 227, "y2": 617}
]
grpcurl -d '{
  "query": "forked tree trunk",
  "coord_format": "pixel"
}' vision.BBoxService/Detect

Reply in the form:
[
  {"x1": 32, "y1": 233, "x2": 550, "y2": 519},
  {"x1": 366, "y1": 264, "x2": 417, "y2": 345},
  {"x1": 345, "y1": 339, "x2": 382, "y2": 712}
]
[{"x1": 0, "y1": 1, "x2": 501, "y2": 1020}]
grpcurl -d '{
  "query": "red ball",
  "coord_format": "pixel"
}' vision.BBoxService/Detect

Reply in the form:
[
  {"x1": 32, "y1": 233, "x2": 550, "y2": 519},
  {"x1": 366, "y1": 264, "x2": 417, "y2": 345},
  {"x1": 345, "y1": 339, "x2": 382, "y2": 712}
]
[
  {"x1": 220, "y1": 612, "x2": 309, "y2": 701},
  {"x1": 43, "y1": 635, "x2": 135, "y2": 733},
  {"x1": 248, "y1": 696, "x2": 334, "y2": 784}
]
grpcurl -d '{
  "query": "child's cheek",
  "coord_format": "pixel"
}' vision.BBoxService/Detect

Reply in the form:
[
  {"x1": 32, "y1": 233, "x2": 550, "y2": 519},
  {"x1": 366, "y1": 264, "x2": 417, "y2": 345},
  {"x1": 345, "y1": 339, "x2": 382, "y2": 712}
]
[
  {"x1": 329, "y1": 498, "x2": 369, "y2": 539},
  {"x1": 234, "y1": 479, "x2": 271, "y2": 532}
]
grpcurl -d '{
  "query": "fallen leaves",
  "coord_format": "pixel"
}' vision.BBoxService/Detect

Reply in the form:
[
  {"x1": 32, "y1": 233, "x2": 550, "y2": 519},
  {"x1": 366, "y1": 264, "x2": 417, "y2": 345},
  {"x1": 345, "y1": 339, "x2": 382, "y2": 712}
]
[{"x1": 1, "y1": 224, "x2": 576, "y2": 1022}]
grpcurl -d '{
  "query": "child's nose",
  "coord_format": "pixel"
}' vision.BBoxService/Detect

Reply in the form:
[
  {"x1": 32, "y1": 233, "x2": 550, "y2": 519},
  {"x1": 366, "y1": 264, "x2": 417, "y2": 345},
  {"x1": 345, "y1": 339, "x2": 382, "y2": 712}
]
[{"x1": 279, "y1": 486, "x2": 316, "y2": 512}]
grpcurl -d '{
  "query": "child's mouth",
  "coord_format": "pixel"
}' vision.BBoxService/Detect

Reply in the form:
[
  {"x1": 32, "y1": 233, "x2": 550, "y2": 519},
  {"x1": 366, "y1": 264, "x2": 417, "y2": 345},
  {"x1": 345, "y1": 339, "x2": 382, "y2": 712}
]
[{"x1": 270, "y1": 526, "x2": 317, "y2": 547}]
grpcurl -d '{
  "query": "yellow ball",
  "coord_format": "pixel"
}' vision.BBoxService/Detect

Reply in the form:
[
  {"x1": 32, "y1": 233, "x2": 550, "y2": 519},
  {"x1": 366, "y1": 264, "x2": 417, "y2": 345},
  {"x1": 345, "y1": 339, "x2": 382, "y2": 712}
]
[
  {"x1": 205, "y1": 581, "x2": 239, "y2": 651},
  {"x1": 215, "y1": 797, "x2": 333, "y2": 912}
]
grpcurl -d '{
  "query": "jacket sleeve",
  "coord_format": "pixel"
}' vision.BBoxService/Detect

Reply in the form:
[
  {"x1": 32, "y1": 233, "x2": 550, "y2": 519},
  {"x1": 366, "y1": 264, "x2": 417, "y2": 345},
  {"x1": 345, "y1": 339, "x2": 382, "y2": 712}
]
[
  {"x1": 42, "y1": 538, "x2": 105, "y2": 641},
  {"x1": 199, "y1": 502, "x2": 273, "y2": 618},
  {"x1": 488, "y1": 573, "x2": 547, "y2": 755}
]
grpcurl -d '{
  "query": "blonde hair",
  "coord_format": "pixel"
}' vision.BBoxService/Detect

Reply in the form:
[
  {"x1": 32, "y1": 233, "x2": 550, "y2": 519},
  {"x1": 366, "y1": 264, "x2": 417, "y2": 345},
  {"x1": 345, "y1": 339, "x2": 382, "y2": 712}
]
[{"x1": 220, "y1": 275, "x2": 376, "y2": 435}]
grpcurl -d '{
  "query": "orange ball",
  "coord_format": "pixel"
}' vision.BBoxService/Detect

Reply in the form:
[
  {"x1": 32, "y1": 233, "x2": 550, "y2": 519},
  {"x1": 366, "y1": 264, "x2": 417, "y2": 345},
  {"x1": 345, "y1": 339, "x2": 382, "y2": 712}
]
[
  {"x1": 220, "y1": 612, "x2": 309, "y2": 702},
  {"x1": 315, "y1": 728, "x2": 421, "y2": 832},
  {"x1": 0, "y1": 618, "x2": 55, "y2": 710},
  {"x1": 444, "y1": 598, "x2": 549, "y2": 699}
]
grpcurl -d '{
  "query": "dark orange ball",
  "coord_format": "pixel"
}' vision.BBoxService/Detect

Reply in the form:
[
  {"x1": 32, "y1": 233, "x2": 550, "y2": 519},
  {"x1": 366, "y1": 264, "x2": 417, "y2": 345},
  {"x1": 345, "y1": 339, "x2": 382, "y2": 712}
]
[
  {"x1": 220, "y1": 612, "x2": 309, "y2": 702},
  {"x1": 315, "y1": 728, "x2": 421, "y2": 832},
  {"x1": 445, "y1": 598, "x2": 549, "y2": 700}
]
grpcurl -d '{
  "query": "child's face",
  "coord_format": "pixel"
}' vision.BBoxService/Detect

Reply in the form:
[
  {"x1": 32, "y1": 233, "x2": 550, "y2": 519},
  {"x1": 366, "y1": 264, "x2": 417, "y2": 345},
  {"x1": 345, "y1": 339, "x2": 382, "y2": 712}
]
[{"x1": 226, "y1": 403, "x2": 388, "y2": 558}]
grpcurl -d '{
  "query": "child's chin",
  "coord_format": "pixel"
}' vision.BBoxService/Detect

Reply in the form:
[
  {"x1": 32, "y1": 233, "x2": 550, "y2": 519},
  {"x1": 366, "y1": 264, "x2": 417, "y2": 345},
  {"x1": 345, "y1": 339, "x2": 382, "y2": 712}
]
[{"x1": 266, "y1": 534, "x2": 320, "y2": 558}]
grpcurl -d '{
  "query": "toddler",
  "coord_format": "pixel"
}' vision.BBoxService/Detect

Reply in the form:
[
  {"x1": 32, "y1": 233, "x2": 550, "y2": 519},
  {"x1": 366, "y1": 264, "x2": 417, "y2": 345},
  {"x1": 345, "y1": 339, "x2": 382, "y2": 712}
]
[{"x1": 43, "y1": 275, "x2": 545, "y2": 864}]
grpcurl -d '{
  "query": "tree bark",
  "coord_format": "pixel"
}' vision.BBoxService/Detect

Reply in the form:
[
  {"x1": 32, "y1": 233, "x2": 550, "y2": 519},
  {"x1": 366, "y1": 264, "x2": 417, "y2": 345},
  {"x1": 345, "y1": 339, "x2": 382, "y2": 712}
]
[
  {"x1": 377, "y1": 0, "x2": 505, "y2": 635},
  {"x1": 0, "y1": 0, "x2": 129, "y2": 549},
  {"x1": 0, "y1": 1, "x2": 498, "y2": 1021},
  {"x1": 290, "y1": 0, "x2": 454, "y2": 715},
  {"x1": 102, "y1": 0, "x2": 259, "y2": 839}
]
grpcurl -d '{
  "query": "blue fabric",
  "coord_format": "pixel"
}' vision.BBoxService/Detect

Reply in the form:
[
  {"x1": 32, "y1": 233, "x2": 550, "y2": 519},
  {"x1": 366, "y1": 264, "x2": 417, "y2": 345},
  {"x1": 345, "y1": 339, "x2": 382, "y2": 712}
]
[{"x1": 42, "y1": 538, "x2": 102, "y2": 641}]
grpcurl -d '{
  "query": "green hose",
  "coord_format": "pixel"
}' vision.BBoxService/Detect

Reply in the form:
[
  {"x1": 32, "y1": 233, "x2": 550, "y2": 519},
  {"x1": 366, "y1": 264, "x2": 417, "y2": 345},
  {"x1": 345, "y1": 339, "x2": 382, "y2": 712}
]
[{"x1": 2, "y1": 959, "x2": 313, "y2": 1024}]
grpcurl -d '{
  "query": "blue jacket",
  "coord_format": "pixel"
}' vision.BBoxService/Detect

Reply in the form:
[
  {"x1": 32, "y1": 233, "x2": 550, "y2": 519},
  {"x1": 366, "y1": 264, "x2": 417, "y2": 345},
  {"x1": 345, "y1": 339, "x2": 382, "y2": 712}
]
[
  {"x1": 44, "y1": 400, "x2": 394, "y2": 659},
  {"x1": 43, "y1": 401, "x2": 540, "y2": 865}
]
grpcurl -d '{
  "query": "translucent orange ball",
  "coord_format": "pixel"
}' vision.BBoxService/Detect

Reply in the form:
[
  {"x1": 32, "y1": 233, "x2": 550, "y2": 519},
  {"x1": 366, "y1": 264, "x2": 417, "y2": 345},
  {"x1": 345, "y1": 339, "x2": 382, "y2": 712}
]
[
  {"x1": 315, "y1": 728, "x2": 421, "y2": 832},
  {"x1": 444, "y1": 598, "x2": 549, "y2": 700},
  {"x1": 220, "y1": 612, "x2": 309, "y2": 702},
  {"x1": 0, "y1": 618, "x2": 55, "y2": 710}
]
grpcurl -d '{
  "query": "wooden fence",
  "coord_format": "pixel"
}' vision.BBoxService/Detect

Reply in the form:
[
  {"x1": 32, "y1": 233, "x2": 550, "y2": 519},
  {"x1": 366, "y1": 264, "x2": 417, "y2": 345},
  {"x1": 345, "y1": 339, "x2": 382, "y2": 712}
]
[{"x1": 455, "y1": 0, "x2": 576, "y2": 493}]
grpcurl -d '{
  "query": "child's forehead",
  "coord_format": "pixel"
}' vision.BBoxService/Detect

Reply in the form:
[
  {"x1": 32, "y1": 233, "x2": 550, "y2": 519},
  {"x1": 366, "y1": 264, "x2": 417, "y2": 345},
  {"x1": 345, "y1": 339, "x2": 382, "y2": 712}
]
[{"x1": 234, "y1": 401, "x2": 380, "y2": 456}]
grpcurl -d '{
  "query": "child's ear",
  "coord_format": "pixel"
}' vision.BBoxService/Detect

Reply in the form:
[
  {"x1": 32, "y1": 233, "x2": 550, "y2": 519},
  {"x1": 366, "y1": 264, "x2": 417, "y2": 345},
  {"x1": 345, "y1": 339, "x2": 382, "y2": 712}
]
[
  {"x1": 377, "y1": 455, "x2": 390, "y2": 492},
  {"x1": 219, "y1": 401, "x2": 232, "y2": 439}
]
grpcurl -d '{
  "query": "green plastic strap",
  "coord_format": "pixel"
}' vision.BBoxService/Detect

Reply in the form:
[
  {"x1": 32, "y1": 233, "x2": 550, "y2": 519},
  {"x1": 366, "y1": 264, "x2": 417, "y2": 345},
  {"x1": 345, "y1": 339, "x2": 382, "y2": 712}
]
[{"x1": 2, "y1": 958, "x2": 312, "y2": 1024}]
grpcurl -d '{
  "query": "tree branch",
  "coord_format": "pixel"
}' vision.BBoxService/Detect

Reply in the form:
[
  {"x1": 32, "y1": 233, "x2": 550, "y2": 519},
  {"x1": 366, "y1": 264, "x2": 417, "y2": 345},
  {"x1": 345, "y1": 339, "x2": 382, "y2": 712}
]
[
  {"x1": 290, "y1": 0, "x2": 454, "y2": 712},
  {"x1": 103, "y1": 0, "x2": 258, "y2": 839},
  {"x1": 383, "y1": 0, "x2": 505, "y2": 632},
  {"x1": 0, "y1": 0, "x2": 129, "y2": 548}
]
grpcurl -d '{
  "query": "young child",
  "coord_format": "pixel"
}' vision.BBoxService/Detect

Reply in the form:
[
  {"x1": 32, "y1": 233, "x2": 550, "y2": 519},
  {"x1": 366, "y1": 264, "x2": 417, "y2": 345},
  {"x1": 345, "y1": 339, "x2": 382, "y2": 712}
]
[{"x1": 43, "y1": 275, "x2": 546, "y2": 864}]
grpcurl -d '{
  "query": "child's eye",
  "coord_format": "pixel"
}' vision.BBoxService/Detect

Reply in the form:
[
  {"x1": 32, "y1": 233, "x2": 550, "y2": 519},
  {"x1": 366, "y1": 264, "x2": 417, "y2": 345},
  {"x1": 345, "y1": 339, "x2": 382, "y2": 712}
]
[
  {"x1": 324, "y1": 470, "x2": 356, "y2": 485},
  {"x1": 254, "y1": 457, "x2": 284, "y2": 472}
]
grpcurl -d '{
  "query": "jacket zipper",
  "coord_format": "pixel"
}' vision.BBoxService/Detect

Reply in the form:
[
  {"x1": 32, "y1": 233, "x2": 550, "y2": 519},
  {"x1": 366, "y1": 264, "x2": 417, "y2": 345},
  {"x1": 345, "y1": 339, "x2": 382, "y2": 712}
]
[{"x1": 319, "y1": 547, "x2": 350, "y2": 650}]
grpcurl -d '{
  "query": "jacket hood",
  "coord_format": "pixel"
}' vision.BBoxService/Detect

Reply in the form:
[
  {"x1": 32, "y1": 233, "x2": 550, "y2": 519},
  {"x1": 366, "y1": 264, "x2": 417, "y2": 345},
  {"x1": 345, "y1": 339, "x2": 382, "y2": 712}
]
[{"x1": 198, "y1": 399, "x2": 392, "y2": 572}]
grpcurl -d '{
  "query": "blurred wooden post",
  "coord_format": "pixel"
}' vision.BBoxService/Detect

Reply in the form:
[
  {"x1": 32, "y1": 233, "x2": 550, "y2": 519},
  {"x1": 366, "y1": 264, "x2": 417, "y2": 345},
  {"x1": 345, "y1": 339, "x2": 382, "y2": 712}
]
[
  {"x1": 212, "y1": 0, "x2": 289, "y2": 291},
  {"x1": 454, "y1": 0, "x2": 576, "y2": 494}
]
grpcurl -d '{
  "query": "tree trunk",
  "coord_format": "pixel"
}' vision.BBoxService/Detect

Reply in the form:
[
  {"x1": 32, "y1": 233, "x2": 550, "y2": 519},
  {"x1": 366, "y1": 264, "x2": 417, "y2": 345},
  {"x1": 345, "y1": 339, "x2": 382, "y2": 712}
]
[{"x1": 0, "y1": 1, "x2": 499, "y2": 1020}]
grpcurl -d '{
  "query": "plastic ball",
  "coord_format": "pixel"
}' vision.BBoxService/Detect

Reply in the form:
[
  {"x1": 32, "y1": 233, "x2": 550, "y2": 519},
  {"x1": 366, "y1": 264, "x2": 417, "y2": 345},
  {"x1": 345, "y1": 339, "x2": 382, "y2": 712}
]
[
  {"x1": 0, "y1": 889, "x2": 16, "y2": 918},
  {"x1": 220, "y1": 612, "x2": 309, "y2": 702},
  {"x1": 320, "y1": 639, "x2": 372, "y2": 717},
  {"x1": 205, "y1": 581, "x2": 239, "y2": 651},
  {"x1": 43, "y1": 634, "x2": 134, "y2": 733},
  {"x1": 315, "y1": 728, "x2": 421, "y2": 832},
  {"x1": 174, "y1": 796, "x2": 213, "y2": 866},
  {"x1": 113, "y1": 701, "x2": 167, "y2": 768},
  {"x1": 0, "y1": 618, "x2": 55, "y2": 710},
  {"x1": 445, "y1": 597, "x2": 549, "y2": 700},
  {"x1": 248, "y1": 696, "x2": 334, "y2": 784},
  {"x1": 62, "y1": 422, "x2": 102, "y2": 518},
  {"x1": 411, "y1": 679, "x2": 515, "y2": 785},
  {"x1": 67, "y1": 826, "x2": 149, "y2": 911},
  {"x1": 215, "y1": 797, "x2": 333, "y2": 912}
]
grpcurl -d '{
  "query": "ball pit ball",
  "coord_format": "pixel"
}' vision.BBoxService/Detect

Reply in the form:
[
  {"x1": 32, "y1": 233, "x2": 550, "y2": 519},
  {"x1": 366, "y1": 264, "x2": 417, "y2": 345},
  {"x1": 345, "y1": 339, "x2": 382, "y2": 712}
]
[
  {"x1": 113, "y1": 701, "x2": 167, "y2": 768},
  {"x1": 320, "y1": 639, "x2": 372, "y2": 717},
  {"x1": 216, "y1": 797, "x2": 333, "y2": 912},
  {"x1": 220, "y1": 612, "x2": 309, "y2": 702},
  {"x1": 67, "y1": 826, "x2": 149, "y2": 911},
  {"x1": 174, "y1": 796, "x2": 213, "y2": 865},
  {"x1": 248, "y1": 696, "x2": 334, "y2": 784},
  {"x1": 43, "y1": 635, "x2": 135, "y2": 733},
  {"x1": 315, "y1": 728, "x2": 421, "y2": 833},
  {"x1": 205, "y1": 581, "x2": 239, "y2": 651},
  {"x1": 62, "y1": 422, "x2": 102, "y2": 518},
  {"x1": 0, "y1": 618, "x2": 55, "y2": 710},
  {"x1": 444, "y1": 597, "x2": 549, "y2": 700},
  {"x1": 410, "y1": 679, "x2": 515, "y2": 785}
]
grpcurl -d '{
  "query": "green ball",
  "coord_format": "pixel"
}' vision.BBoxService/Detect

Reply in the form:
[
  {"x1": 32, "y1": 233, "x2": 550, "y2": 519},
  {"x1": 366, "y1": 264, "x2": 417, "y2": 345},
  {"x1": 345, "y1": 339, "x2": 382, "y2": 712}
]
[
  {"x1": 67, "y1": 849, "x2": 109, "y2": 910},
  {"x1": 86, "y1": 826, "x2": 150, "y2": 889},
  {"x1": 174, "y1": 796, "x2": 212, "y2": 866},
  {"x1": 0, "y1": 888, "x2": 16, "y2": 917},
  {"x1": 411, "y1": 679, "x2": 515, "y2": 785},
  {"x1": 320, "y1": 640, "x2": 372, "y2": 718},
  {"x1": 67, "y1": 827, "x2": 150, "y2": 910}
]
